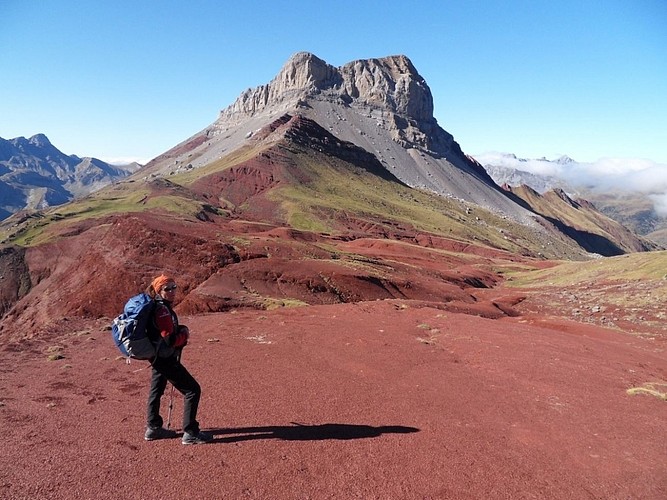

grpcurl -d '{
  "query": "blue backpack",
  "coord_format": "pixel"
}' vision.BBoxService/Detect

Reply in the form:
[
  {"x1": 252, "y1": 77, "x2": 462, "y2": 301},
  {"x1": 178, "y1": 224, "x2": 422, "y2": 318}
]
[{"x1": 111, "y1": 293, "x2": 157, "y2": 360}]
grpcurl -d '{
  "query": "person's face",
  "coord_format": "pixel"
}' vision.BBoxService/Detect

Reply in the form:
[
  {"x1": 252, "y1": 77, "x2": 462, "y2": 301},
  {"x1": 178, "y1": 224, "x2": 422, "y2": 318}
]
[{"x1": 159, "y1": 283, "x2": 177, "y2": 301}]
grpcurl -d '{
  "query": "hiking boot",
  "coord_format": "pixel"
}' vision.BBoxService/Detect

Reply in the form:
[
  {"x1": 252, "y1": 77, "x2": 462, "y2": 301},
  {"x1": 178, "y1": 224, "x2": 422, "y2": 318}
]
[
  {"x1": 182, "y1": 430, "x2": 213, "y2": 445},
  {"x1": 145, "y1": 426, "x2": 178, "y2": 441}
]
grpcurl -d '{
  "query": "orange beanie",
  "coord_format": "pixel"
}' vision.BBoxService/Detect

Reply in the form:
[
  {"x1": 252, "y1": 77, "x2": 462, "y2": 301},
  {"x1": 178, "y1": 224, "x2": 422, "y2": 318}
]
[{"x1": 151, "y1": 274, "x2": 175, "y2": 294}]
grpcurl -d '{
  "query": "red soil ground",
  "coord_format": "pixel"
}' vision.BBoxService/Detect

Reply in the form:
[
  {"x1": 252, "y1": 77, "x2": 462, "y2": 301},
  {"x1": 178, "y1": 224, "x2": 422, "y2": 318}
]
[
  {"x1": 1, "y1": 203, "x2": 666, "y2": 499},
  {"x1": 1, "y1": 294, "x2": 666, "y2": 499}
]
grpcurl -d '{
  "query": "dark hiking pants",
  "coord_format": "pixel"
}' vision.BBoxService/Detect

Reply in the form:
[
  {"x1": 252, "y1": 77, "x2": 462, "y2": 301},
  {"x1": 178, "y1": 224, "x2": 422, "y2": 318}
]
[{"x1": 146, "y1": 354, "x2": 201, "y2": 435}]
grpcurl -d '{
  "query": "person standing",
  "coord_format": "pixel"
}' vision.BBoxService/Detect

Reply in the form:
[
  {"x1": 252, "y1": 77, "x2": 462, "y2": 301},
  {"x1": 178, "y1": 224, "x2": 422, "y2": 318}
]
[{"x1": 144, "y1": 274, "x2": 213, "y2": 445}]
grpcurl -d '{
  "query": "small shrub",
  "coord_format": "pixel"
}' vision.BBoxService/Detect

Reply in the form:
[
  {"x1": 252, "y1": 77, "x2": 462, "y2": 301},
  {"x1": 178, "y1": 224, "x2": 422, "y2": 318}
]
[
  {"x1": 627, "y1": 382, "x2": 667, "y2": 401},
  {"x1": 46, "y1": 345, "x2": 64, "y2": 361}
]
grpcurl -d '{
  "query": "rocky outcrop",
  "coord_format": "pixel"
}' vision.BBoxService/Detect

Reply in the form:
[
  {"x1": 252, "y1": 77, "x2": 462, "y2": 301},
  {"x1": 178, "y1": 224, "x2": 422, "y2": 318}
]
[
  {"x1": 0, "y1": 245, "x2": 31, "y2": 318},
  {"x1": 218, "y1": 53, "x2": 339, "y2": 119},
  {"x1": 338, "y1": 55, "x2": 433, "y2": 121},
  {"x1": 218, "y1": 52, "x2": 433, "y2": 120},
  {"x1": 215, "y1": 52, "x2": 447, "y2": 152}
]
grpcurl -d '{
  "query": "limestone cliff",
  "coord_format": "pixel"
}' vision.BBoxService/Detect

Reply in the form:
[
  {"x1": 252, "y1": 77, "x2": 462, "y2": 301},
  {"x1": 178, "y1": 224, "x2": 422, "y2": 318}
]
[
  {"x1": 220, "y1": 52, "x2": 430, "y2": 120},
  {"x1": 215, "y1": 52, "x2": 452, "y2": 155}
]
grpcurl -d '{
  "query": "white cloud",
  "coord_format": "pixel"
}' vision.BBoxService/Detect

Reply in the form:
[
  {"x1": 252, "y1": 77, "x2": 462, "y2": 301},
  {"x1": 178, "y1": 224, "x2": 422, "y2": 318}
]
[
  {"x1": 101, "y1": 157, "x2": 150, "y2": 166},
  {"x1": 473, "y1": 152, "x2": 563, "y2": 176},
  {"x1": 649, "y1": 193, "x2": 667, "y2": 217},
  {"x1": 474, "y1": 152, "x2": 667, "y2": 215},
  {"x1": 588, "y1": 163, "x2": 667, "y2": 194},
  {"x1": 567, "y1": 158, "x2": 667, "y2": 194},
  {"x1": 475, "y1": 152, "x2": 667, "y2": 192}
]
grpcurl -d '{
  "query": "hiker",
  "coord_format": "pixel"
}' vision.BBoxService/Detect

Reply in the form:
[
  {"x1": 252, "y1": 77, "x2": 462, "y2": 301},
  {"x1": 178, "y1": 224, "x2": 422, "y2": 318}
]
[{"x1": 144, "y1": 274, "x2": 213, "y2": 445}]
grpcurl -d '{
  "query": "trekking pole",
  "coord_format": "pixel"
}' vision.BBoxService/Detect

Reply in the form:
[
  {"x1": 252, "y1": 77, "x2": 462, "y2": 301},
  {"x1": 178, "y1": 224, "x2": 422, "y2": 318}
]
[
  {"x1": 166, "y1": 349, "x2": 182, "y2": 430},
  {"x1": 166, "y1": 383, "x2": 175, "y2": 430}
]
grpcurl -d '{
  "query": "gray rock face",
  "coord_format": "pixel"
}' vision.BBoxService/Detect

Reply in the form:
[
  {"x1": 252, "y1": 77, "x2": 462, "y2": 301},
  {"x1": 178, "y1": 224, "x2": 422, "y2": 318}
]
[
  {"x1": 206, "y1": 52, "x2": 472, "y2": 176},
  {"x1": 219, "y1": 52, "x2": 432, "y2": 122},
  {"x1": 219, "y1": 53, "x2": 339, "y2": 118},
  {"x1": 216, "y1": 52, "x2": 443, "y2": 152},
  {"x1": 339, "y1": 55, "x2": 433, "y2": 121}
]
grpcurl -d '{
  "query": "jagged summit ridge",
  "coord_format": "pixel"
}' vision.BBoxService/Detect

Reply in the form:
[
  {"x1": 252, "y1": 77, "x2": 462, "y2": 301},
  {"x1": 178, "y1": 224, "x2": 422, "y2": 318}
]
[
  {"x1": 273, "y1": 52, "x2": 340, "y2": 94},
  {"x1": 208, "y1": 52, "x2": 457, "y2": 174},
  {"x1": 217, "y1": 52, "x2": 433, "y2": 124}
]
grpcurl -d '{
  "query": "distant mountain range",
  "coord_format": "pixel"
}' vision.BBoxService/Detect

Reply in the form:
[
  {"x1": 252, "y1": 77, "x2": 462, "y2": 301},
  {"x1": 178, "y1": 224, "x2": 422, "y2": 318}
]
[
  {"x1": 0, "y1": 134, "x2": 140, "y2": 220},
  {"x1": 475, "y1": 152, "x2": 667, "y2": 246}
]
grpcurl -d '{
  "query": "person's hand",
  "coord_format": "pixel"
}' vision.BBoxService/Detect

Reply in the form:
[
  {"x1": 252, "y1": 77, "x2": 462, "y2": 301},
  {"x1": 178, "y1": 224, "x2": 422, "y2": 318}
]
[{"x1": 174, "y1": 325, "x2": 190, "y2": 348}]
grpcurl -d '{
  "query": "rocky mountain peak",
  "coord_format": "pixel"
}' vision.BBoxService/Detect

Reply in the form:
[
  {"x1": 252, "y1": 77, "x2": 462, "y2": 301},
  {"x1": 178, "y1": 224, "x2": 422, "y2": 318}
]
[
  {"x1": 217, "y1": 52, "x2": 434, "y2": 125},
  {"x1": 28, "y1": 133, "x2": 52, "y2": 147},
  {"x1": 338, "y1": 54, "x2": 433, "y2": 121},
  {"x1": 555, "y1": 155, "x2": 576, "y2": 165},
  {"x1": 276, "y1": 52, "x2": 340, "y2": 91}
]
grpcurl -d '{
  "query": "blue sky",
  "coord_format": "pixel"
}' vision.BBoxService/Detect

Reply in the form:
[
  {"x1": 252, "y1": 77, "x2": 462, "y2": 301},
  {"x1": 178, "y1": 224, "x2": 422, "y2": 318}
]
[{"x1": 1, "y1": 0, "x2": 666, "y2": 165}]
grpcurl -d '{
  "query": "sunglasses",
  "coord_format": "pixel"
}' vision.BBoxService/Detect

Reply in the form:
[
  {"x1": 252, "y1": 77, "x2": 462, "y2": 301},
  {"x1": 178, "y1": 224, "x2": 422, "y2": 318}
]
[{"x1": 163, "y1": 285, "x2": 177, "y2": 292}]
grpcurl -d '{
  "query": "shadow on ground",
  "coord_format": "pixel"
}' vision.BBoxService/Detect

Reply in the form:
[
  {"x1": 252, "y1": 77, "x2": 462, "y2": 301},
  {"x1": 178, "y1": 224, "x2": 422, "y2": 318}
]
[{"x1": 208, "y1": 423, "x2": 420, "y2": 443}]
